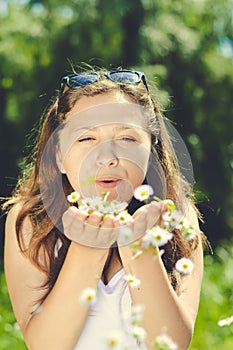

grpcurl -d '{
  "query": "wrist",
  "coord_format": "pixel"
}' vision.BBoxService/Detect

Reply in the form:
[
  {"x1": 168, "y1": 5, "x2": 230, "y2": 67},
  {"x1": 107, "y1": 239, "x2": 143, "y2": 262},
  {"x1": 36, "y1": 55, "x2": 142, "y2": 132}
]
[{"x1": 69, "y1": 241, "x2": 109, "y2": 263}]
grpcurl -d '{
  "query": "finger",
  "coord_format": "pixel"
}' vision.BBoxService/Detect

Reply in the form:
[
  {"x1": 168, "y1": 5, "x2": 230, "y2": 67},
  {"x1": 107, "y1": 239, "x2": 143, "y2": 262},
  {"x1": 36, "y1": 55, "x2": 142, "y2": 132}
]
[
  {"x1": 101, "y1": 214, "x2": 117, "y2": 245},
  {"x1": 62, "y1": 207, "x2": 86, "y2": 235},
  {"x1": 86, "y1": 211, "x2": 103, "y2": 227},
  {"x1": 133, "y1": 210, "x2": 147, "y2": 239},
  {"x1": 101, "y1": 214, "x2": 115, "y2": 230},
  {"x1": 132, "y1": 204, "x2": 149, "y2": 219},
  {"x1": 146, "y1": 201, "x2": 163, "y2": 229},
  {"x1": 84, "y1": 211, "x2": 103, "y2": 240}
]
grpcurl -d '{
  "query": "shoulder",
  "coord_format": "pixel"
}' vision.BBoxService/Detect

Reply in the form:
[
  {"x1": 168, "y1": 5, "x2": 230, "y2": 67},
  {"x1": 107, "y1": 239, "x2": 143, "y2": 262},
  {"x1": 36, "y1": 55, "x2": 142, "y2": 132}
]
[{"x1": 5, "y1": 201, "x2": 33, "y2": 249}]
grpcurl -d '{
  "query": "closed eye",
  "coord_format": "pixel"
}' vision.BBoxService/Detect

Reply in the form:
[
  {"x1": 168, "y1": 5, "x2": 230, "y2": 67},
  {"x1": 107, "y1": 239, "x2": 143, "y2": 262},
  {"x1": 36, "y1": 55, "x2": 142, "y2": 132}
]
[
  {"x1": 78, "y1": 137, "x2": 96, "y2": 142},
  {"x1": 118, "y1": 137, "x2": 137, "y2": 142}
]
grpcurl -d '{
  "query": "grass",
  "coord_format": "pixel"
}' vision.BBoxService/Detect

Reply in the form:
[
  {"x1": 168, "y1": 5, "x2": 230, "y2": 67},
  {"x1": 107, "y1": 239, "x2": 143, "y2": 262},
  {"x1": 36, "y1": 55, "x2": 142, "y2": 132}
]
[
  {"x1": 0, "y1": 242, "x2": 233, "y2": 349},
  {"x1": 0, "y1": 273, "x2": 26, "y2": 350},
  {"x1": 190, "y1": 242, "x2": 233, "y2": 349}
]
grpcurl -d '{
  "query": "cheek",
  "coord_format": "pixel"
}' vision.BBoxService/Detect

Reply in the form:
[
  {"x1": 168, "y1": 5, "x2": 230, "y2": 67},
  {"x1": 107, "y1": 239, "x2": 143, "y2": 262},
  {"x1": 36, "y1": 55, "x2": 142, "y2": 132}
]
[
  {"x1": 127, "y1": 163, "x2": 146, "y2": 186},
  {"x1": 62, "y1": 152, "x2": 80, "y2": 189}
]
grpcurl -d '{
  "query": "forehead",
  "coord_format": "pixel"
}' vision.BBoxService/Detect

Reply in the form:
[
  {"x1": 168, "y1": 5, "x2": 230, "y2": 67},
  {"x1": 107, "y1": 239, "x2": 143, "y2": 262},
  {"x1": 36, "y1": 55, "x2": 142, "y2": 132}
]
[
  {"x1": 65, "y1": 106, "x2": 148, "y2": 132},
  {"x1": 64, "y1": 93, "x2": 151, "y2": 132},
  {"x1": 66, "y1": 91, "x2": 134, "y2": 116}
]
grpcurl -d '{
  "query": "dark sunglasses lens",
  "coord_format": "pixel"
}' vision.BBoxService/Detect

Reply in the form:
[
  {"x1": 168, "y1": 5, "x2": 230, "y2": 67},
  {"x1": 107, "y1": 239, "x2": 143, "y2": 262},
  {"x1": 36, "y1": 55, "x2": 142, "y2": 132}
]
[
  {"x1": 109, "y1": 71, "x2": 141, "y2": 84},
  {"x1": 68, "y1": 73, "x2": 98, "y2": 87}
]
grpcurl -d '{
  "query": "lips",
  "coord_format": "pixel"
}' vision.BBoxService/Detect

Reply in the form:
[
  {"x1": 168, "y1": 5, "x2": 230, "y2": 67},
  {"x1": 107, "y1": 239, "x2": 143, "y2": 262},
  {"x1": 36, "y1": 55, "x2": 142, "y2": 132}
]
[{"x1": 96, "y1": 177, "x2": 122, "y2": 188}]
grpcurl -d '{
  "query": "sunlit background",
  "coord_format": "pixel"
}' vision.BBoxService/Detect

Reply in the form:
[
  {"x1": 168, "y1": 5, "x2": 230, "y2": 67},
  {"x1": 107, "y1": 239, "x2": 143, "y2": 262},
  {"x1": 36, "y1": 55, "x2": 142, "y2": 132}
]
[{"x1": 0, "y1": 0, "x2": 233, "y2": 349}]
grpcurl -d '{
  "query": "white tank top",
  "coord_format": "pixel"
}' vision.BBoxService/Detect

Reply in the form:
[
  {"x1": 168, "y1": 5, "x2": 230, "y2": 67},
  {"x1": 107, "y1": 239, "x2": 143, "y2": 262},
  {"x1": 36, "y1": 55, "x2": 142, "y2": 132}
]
[{"x1": 73, "y1": 268, "x2": 147, "y2": 350}]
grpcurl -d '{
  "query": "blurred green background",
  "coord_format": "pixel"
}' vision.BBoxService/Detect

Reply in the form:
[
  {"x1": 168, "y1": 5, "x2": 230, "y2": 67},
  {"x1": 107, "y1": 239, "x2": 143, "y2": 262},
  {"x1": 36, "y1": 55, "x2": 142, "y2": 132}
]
[{"x1": 0, "y1": 0, "x2": 232, "y2": 349}]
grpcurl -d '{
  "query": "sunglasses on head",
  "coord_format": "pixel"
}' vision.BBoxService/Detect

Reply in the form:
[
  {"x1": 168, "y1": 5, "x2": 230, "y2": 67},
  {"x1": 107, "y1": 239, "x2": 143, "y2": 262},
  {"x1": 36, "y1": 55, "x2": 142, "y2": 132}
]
[{"x1": 60, "y1": 70, "x2": 149, "y2": 95}]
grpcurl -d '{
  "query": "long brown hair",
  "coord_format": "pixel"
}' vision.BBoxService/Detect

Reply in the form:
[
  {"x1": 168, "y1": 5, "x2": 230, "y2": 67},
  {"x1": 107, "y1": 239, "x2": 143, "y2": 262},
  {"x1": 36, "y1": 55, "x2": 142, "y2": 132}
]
[{"x1": 3, "y1": 72, "x2": 200, "y2": 300}]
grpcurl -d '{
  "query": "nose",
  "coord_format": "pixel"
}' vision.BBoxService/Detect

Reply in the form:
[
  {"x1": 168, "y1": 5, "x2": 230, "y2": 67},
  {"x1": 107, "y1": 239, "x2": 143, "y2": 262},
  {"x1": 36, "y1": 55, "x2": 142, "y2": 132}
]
[
  {"x1": 96, "y1": 157, "x2": 118, "y2": 167},
  {"x1": 95, "y1": 141, "x2": 119, "y2": 167}
]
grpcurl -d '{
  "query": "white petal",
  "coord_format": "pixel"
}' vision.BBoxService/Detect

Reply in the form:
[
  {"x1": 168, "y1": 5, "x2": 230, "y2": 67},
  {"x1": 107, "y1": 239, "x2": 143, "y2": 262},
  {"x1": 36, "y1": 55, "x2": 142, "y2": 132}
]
[
  {"x1": 79, "y1": 287, "x2": 96, "y2": 305},
  {"x1": 175, "y1": 258, "x2": 194, "y2": 275}
]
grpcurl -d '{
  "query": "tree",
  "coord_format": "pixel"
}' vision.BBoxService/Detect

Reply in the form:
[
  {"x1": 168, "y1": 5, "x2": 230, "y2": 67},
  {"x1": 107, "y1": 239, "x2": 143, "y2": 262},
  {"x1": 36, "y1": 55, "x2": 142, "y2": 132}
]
[{"x1": 0, "y1": 0, "x2": 233, "y2": 265}]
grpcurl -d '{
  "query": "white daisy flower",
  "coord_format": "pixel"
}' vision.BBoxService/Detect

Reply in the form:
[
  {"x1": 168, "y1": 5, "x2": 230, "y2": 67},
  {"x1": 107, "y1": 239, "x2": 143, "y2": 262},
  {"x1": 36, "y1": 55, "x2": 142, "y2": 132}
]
[
  {"x1": 130, "y1": 250, "x2": 143, "y2": 261},
  {"x1": 131, "y1": 304, "x2": 145, "y2": 325},
  {"x1": 117, "y1": 226, "x2": 133, "y2": 245},
  {"x1": 163, "y1": 199, "x2": 175, "y2": 207},
  {"x1": 131, "y1": 325, "x2": 147, "y2": 342},
  {"x1": 110, "y1": 200, "x2": 128, "y2": 214},
  {"x1": 180, "y1": 217, "x2": 191, "y2": 229},
  {"x1": 162, "y1": 210, "x2": 173, "y2": 223},
  {"x1": 133, "y1": 185, "x2": 154, "y2": 201},
  {"x1": 154, "y1": 332, "x2": 178, "y2": 350},
  {"x1": 124, "y1": 274, "x2": 141, "y2": 288},
  {"x1": 167, "y1": 209, "x2": 184, "y2": 230},
  {"x1": 67, "y1": 191, "x2": 80, "y2": 203},
  {"x1": 116, "y1": 211, "x2": 133, "y2": 225},
  {"x1": 104, "y1": 330, "x2": 123, "y2": 348},
  {"x1": 182, "y1": 226, "x2": 197, "y2": 241},
  {"x1": 142, "y1": 226, "x2": 173, "y2": 248},
  {"x1": 175, "y1": 258, "x2": 194, "y2": 275},
  {"x1": 79, "y1": 197, "x2": 93, "y2": 208},
  {"x1": 79, "y1": 287, "x2": 97, "y2": 305},
  {"x1": 79, "y1": 196, "x2": 128, "y2": 216},
  {"x1": 218, "y1": 316, "x2": 233, "y2": 327},
  {"x1": 89, "y1": 197, "x2": 106, "y2": 212}
]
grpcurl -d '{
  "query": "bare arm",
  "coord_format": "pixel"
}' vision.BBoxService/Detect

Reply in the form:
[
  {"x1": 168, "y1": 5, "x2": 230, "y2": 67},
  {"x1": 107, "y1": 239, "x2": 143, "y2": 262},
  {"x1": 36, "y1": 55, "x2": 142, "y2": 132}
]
[
  {"x1": 118, "y1": 204, "x2": 204, "y2": 350},
  {"x1": 4, "y1": 205, "x2": 114, "y2": 350}
]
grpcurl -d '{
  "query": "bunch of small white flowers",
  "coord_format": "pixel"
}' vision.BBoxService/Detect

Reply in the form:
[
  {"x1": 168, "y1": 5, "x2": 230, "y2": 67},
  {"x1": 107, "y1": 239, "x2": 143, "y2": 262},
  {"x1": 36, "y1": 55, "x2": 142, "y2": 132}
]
[
  {"x1": 134, "y1": 185, "x2": 197, "y2": 242},
  {"x1": 67, "y1": 191, "x2": 128, "y2": 217},
  {"x1": 162, "y1": 208, "x2": 197, "y2": 242},
  {"x1": 133, "y1": 185, "x2": 196, "y2": 274},
  {"x1": 67, "y1": 186, "x2": 195, "y2": 275},
  {"x1": 141, "y1": 226, "x2": 173, "y2": 252},
  {"x1": 67, "y1": 191, "x2": 135, "y2": 245},
  {"x1": 127, "y1": 304, "x2": 147, "y2": 346}
]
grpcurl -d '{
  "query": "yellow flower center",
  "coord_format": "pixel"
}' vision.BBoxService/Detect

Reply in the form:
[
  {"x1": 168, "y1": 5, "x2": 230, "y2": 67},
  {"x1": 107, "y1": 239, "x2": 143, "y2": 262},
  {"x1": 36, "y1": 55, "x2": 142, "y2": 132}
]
[
  {"x1": 108, "y1": 340, "x2": 117, "y2": 347},
  {"x1": 141, "y1": 191, "x2": 147, "y2": 196}
]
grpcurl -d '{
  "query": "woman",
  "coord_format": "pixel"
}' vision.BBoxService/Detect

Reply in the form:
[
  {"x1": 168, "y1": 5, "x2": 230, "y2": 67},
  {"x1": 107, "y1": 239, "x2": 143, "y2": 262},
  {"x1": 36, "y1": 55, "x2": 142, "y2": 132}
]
[{"x1": 4, "y1": 69, "x2": 204, "y2": 350}]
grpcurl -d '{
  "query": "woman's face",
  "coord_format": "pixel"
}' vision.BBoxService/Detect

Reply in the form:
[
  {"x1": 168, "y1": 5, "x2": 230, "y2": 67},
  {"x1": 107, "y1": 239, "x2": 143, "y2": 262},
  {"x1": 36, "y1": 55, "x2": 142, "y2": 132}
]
[{"x1": 57, "y1": 92, "x2": 151, "y2": 202}]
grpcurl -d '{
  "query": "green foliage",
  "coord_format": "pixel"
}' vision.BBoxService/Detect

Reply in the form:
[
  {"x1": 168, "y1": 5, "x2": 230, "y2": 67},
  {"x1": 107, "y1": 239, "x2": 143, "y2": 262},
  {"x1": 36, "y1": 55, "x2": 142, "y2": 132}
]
[
  {"x1": 190, "y1": 244, "x2": 233, "y2": 349},
  {"x1": 1, "y1": 243, "x2": 233, "y2": 349},
  {"x1": 0, "y1": 1, "x2": 232, "y2": 243},
  {"x1": 1, "y1": 1, "x2": 233, "y2": 347},
  {"x1": 0, "y1": 274, "x2": 26, "y2": 350}
]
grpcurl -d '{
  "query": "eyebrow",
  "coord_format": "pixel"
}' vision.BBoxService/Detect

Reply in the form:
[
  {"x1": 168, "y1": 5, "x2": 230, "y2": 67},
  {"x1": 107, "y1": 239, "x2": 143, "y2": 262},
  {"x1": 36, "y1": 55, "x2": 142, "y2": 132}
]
[{"x1": 73, "y1": 125, "x2": 140, "y2": 133}]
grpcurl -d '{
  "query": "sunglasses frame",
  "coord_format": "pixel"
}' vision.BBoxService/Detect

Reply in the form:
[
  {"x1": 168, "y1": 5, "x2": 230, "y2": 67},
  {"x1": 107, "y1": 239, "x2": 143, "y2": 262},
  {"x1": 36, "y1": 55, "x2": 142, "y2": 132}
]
[{"x1": 60, "y1": 70, "x2": 149, "y2": 95}]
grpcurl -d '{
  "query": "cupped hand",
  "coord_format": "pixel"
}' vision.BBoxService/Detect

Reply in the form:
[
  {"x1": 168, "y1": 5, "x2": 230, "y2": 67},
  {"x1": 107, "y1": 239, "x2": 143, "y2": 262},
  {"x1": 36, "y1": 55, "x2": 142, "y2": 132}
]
[
  {"x1": 117, "y1": 201, "x2": 169, "y2": 246},
  {"x1": 62, "y1": 206, "x2": 118, "y2": 249}
]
